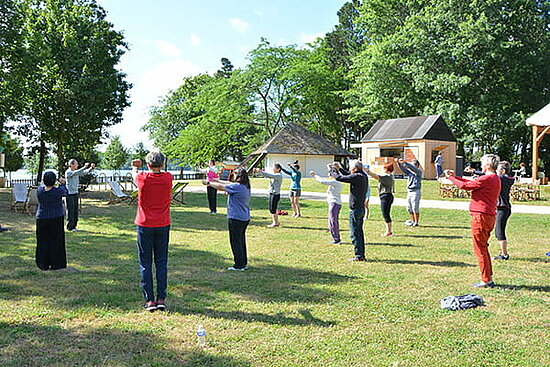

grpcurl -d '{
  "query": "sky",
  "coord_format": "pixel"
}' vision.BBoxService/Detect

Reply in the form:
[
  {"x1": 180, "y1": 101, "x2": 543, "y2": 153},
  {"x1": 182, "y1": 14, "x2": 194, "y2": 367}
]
[{"x1": 95, "y1": 0, "x2": 348, "y2": 149}]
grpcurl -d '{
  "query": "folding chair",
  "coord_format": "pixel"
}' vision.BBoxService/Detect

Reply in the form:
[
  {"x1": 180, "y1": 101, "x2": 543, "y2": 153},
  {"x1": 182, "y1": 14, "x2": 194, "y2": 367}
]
[
  {"x1": 10, "y1": 183, "x2": 28, "y2": 212},
  {"x1": 25, "y1": 188, "x2": 39, "y2": 215},
  {"x1": 171, "y1": 181, "x2": 188, "y2": 205},
  {"x1": 108, "y1": 181, "x2": 132, "y2": 204}
]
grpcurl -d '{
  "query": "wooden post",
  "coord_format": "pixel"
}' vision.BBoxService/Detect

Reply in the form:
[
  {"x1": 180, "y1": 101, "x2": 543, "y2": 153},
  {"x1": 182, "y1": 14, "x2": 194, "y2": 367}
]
[{"x1": 532, "y1": 125, "x2": 539, "y2": 184}]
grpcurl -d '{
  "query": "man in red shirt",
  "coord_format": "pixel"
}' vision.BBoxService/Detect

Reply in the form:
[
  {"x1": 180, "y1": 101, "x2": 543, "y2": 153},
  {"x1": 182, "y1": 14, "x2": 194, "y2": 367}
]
[
  {"x1": 445, "y1": 154, "x2": 501, "y2": 288},
  {"x1": 132, "y1": 151, "x2": 173, "y2": 311}
]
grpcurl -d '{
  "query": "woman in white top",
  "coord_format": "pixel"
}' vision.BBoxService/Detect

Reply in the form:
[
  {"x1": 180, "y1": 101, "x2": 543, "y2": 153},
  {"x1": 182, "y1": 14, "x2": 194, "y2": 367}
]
[{"x1": 310, "y1": 165, "x2": 343, "y2": 244}]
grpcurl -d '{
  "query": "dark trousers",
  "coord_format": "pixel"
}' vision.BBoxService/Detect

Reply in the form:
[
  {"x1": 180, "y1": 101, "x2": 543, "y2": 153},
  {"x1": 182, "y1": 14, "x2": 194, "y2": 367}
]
[
  {"x1": 349, "y1": 207, "x2": 365, "y2": 258},
  {"x1": 207, "y1": 185, "x2": 217, "y2": 213},
  {"x1": 228, "y1": 218, "x2": 249, "y2": 269},
  {"x1": 380, "y1": 193, "x2": 394, "y2": 223},
  {"x1": 269, "y1": 193, "x2": 280, "y2": 214},
  {"x1": 137, "y1": 225, "x2": 170, "y2": 302},
  {"x1": 66, "y1": 194, "x2": 79, "y2": 230},
  {"x1": 36, "y1": 216, "x2": 67, "y2": 270},
  {"x1": 328, "y1": 202, "x2": 341, "y2": 242},
  {"x1": 495, "y1": 207, "x2": 511, "y2": 241}
]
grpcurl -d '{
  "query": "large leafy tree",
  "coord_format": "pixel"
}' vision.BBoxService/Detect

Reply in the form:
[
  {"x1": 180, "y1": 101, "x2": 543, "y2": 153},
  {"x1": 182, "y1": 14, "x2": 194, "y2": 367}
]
[
  {"x1": 2, "y1": 135, "x2": 24, "y2": 173},
  {"x1": 347, "y1": 0, "x2": 550, "y2": 163},
  {"x1": 13, "y1": 0, "x2": 131, "y2": 180}
]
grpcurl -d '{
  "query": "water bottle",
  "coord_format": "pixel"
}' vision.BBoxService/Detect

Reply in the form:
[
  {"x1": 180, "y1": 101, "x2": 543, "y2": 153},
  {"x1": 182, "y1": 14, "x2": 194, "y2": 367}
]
[{"x1": 197, "y1": 325, "x2": 206, "y2": 347}]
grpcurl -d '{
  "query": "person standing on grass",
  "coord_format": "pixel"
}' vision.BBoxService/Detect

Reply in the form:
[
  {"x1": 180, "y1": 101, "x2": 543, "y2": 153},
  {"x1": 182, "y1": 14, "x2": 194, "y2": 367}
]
[
  {"x1": 281, "y1": 162, "x2": 302, "y2": 217},
  {"x1": 311, "y1": 165, "x2": 343, "y2": 244},
  {"x1": 396, "y1": 157, "x2": 423, "y2": 227},
  {"x1": 255, "y1": 164, "x2": 283, "y2": 228},
  {"x1": 330, "y1": 160, "x2": 368, "y2": 261},
  {"x1": 365, "y1": 162, "x2": 395, "y2": 237},
  {"x1": 203, "y1": 168, "x2": 251, "y2": 271},
  {"x1": 445, "y1": 154, "x2": 501, "y2": 288},
  {"x1": 65, "y1": 159, "x2": 95, "y2": 231},
  {"x1": 199, "y1": 160, "x2": 219, "y2": 214},
  {"x1": 132, "y1": 152, "x2": 173, "y2": 312},
  {"x1": 434, "y1": 152, "x2": 443, "y2": 179},
  {"x1": 35, "y1": 172, "x2": 67, "y2": 270},
  {"x1": 493, "y1": 161, "x2": 515, "y2": 261}
]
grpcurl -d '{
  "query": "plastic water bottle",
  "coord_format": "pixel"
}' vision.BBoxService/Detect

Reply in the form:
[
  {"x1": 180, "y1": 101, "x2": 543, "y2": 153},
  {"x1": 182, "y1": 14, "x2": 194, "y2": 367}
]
[{"x1": 197, "y1": 325, "x2": 206, "y2": 347}]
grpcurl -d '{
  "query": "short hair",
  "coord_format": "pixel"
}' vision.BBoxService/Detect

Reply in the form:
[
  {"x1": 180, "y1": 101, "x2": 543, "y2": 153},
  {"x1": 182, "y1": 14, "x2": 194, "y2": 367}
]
[
  {"x1": 273, "y1": 163, "x2": 282, "y2": 171},
  {"x1": 43, "y1": 171, "x2": 56, "y2": 186},
  {"x1": 384, "y1": 162, "x2": 394, "y2": 173},
  {"x1": 68, "y1": 159, "x2": 77, "y2": 166},
  {"x1": 146, "y1": 151, "x2": 165, "y2": 168},
  {"x1": 412, "y1": 159, "x2": 420, "y2": 167},
  {"x1": 350, "y1": 159, "x2": 363, "y2": 171},
  {"x1": 294, "y1": 164, "x2": 300, "y2": 170},
  {"x1": 498, "y1": 161, "x2": 511, "y2": 175},
  {"x1": 481, "y1": 154, "x2": 499, "y2": 171}
]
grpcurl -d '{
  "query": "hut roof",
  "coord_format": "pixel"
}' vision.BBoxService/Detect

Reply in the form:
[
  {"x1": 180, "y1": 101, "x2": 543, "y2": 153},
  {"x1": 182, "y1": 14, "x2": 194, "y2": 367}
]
[
  {"x1": 526, "y1": 103, "x2": 550, "y2": 126},
  {"x1": 252, "y1": 123, "x2": 353, "y2": 156},
  {"x1": 361, "y1": 115, "x2": 456, "y2": 143}
]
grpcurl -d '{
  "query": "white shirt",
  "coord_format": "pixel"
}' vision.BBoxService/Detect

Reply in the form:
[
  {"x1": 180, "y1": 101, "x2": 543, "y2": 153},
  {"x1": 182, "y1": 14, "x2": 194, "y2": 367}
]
[{"x1": 313, "y1": 174, "x2": 342, "y2": 205}]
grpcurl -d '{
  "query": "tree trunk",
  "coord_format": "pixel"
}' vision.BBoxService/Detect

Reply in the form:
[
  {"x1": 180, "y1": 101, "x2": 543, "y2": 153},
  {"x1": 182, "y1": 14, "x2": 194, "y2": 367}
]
[
  {"x1": 56, "y1": 144, "x2": 65, "y2": 178},
  {"x1": 36, "y1": 140, "x2": 46, "y2": 185}
]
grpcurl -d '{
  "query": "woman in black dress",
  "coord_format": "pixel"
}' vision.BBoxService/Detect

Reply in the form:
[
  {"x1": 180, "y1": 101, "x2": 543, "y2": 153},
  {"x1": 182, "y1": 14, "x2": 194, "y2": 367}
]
[{"x1": 35, "y1": 172, "x2": 68, "y2": 270}]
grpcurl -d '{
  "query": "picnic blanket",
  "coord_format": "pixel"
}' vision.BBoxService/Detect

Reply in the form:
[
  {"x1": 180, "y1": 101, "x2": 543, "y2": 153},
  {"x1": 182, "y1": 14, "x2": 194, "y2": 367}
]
[{"x1": 440, "y1": 294, "x2": 485, "y2": 311}]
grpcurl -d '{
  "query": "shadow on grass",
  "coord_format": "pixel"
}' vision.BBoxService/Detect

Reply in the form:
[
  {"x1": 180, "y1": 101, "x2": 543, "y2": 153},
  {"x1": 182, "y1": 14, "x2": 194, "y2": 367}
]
[
  {"x1": 402, "y1": 234, "x2": 466, "y2": 239},
  {"x1": 367, "y1": 242, "x2": 418, "y2": 247},
  {"x1": 0, "y1": 322, "x2": 250, "y2": 366},
  {"x1": 373, "y1": 259, "x2": 475, "y2": 267},
  {"x1": 417, "y1": 225, "x2": 470, "y2": 229},
  {"x1": 495, "y1": 284, "x2": 550, "y2": 292}
]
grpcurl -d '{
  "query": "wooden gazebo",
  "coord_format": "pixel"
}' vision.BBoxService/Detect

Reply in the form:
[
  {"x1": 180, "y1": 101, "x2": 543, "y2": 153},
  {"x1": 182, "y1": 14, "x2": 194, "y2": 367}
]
[{"x1": 526, "y1": 103, "x2": 550, "y2": 183}]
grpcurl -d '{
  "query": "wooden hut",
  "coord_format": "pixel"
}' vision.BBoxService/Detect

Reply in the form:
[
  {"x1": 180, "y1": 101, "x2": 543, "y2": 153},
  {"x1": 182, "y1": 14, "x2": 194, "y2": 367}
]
[
  {"x1": 243, "y1": 122, "x2": 354, "y2": 177},
  {"x1": 360, "y1": 115, "x2": 457, "y2": 178},
  {"x1": 526, "y1": 103, "x2": 550, "y2": 184}
]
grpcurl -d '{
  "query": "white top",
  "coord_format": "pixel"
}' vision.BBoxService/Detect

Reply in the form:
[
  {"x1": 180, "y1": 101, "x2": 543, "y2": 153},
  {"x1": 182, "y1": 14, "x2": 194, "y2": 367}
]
[{"x1": 313, "y1": 174, "x2": 342, "y2": 205}]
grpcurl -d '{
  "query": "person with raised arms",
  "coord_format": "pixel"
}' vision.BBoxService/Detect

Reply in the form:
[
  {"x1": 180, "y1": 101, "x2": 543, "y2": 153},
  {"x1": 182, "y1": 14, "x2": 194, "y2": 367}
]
[
  {"x1": 311, "y1": 164, "x2": 343, "y2": 244},
  {"x1": 255, "y1": 163, "x2": 283, "y2": 228},
  {"x1": 365, "y1": 162, "x2": 395, "y2": 237},
  {"x1": 281, "y1": 161, "x2": 302, "y2": 218},
  {"x1": 396, "y1": 157, "x2": 423, "y2": 227},
  {"x1": 65, "y1": 159, "x2": 95, "y2": 231}
]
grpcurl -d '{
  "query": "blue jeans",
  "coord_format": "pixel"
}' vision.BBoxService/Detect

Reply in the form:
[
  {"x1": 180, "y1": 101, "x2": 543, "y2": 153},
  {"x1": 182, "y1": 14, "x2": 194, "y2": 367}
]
[
  {"x1": 349, "y1": 207, "x2": 365, "y2": 258},
  {"x1": 137, "y1": 225, "x2": 170, "y2": 302}
]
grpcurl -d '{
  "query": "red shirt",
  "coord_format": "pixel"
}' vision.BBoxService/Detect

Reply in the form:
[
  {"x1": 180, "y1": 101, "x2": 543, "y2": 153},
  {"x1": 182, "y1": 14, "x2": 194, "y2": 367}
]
[
  {"x1": 449, "y1": 174, "x2": 501, "y2": 216},
  {"x1": 134, "y1": 171, "x2": 173, "y2": 227}
]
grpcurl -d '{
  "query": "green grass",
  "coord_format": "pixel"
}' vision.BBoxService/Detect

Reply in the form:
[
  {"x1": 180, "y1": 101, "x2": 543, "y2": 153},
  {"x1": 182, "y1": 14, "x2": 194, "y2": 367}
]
[
  {"x1": 0, "y1": 189, "x2": 548, "y2": 366},
  {"x1": 188, "y1": 177, "x2": 550, "y2": 206}
]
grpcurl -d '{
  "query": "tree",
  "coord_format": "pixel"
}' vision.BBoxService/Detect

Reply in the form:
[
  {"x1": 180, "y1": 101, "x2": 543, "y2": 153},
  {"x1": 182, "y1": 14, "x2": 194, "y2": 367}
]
[
  {"x1": 12, "y1": 0, "x2": 131, "y2": 181},
  {"x1": 132, "y1": 142, "x2": 149, "y2": 161},
  {"x1": 214, "y1": 57, "x2": 234, "y2": 78},
  {"x1": 2, "y1": 136, "x2": 24, "y2": 173},
  {"x1": 103, "y1": 136, "x2": 128, "y2": 171},
  {"x1": 347, "y1": 0, "x2": 550, "y2": 162}
]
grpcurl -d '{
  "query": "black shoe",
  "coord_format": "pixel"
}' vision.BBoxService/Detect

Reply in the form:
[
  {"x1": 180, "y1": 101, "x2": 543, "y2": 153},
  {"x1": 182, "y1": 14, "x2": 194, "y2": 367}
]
[
  {"x1": 472, "y1": 281, "x2": 495, "y2": 288},
  {"x1": 155, "y1": 299, "x2": 166, "y2": 311},
  {"x1": 348, "y1": 257, "x2": 366, "y2": 262},
  {"x1": 144, "y1": 301, "x2": 157, "y2": 312},
  {"x1": 493, "y1": 254, "x2": 509, "y2": 260}
]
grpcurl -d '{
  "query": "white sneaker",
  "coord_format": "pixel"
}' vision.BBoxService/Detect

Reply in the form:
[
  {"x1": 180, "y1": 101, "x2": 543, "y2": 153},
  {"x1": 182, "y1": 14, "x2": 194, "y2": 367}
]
[
  {"x1": 412, "y1": 222, "x2": 419, "y2": 227},
  {"x1": 227, "y1": 266, "x2": 247, "y2": 271},
  {"x1": 404, "y1": 220, "x2": 414, "y2": 226}
]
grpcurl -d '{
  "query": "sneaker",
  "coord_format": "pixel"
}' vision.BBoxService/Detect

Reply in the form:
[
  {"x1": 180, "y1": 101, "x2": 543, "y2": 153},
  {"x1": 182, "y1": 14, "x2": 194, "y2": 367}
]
[
  {"x1": 348, "y1": 257, "x2": 366, "y2": 262},
  {"x1": 227, "y1": 266, "x2": 248, "y2": 271},
  {"x1": 412, "y1": 222, "x2": 419, "y2": 227},
  {"x1": 472, "y1": 281, "x2": 495, "y2": 288},
  {"x1": 381, "y1": 232, "x2": 393, "y2": 237},
  {"x1": 330, "y1": 240, "x2": 342, "y2": 245},
  {"x1": 404, "y1": 220, "x2": 413, "y2": 226},
  {"x1": 0, "y1": 227, "x2": 9, "y2": 232},
  {"x1": 266, "y1": 223, "x2": 279, "y2": 228},
  {"x1": 155, "y1": 299, "x2": 166, "y2": 311},
  {"x1": 144, "y1": 301, "x2": 157, "y2": 312},
  {"x1": 493, "y1": 254, "x2": 509, "y2": 260},
  {"x1": 70, "y1": 228, "x2": 79, "y2": 232},
  {"x1": 209, "y1": 211, "x2": 217, "y2": 214}
]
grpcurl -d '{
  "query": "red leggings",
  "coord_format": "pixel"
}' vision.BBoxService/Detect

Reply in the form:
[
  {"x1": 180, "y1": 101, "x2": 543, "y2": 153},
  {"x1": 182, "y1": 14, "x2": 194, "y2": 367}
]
[{"x1": 470, "y1": 213, "x2": 496, "y2": 282}]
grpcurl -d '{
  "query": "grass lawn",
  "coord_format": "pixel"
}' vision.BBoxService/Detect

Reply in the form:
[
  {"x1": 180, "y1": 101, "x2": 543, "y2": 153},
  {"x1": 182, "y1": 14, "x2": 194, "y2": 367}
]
[
  {"x1": 187, "y1": 177, "x2": 550, "y2": 206},
  {"x1": 0, "y1": 189, "x2": 548, "y2": 366}
]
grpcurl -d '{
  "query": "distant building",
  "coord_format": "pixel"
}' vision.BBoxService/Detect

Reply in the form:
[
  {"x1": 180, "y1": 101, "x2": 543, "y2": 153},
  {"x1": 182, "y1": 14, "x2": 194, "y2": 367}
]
[
  {"x1": 360, "y1": 115, "x2": 457, "y2": 178},
  {"x1": 244, "y1": 122, "x2": 354, "y2": 177}
]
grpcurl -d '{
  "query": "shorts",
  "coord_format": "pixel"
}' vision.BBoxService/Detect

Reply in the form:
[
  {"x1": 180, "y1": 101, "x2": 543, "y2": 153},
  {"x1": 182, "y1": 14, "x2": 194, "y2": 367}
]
[
  {"x1": 407, "y1": 189, "x2": 421, "y2": 214},
  {"x1": 269, "y1": 193, "x2": 280, "y2": 214},
  {"x1": 289, "y1": 189, "x2": 301, "y2": 197}
]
